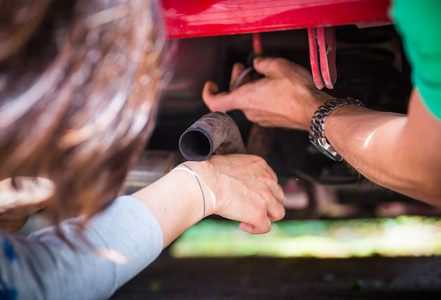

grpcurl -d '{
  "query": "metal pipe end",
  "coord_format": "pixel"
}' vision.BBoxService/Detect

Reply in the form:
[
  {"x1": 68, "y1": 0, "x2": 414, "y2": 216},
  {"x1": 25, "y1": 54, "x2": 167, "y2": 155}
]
[{"x1": 179, "y1": 129, "x2": 213, "y2": 161}]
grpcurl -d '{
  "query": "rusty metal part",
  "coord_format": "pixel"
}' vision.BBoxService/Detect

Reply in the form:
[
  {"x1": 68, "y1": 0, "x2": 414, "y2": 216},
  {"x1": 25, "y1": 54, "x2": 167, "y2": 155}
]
[
  {"x1": 180, "y1": 33, "x2": 271, "y2": 161},
  {"x1": 179, "y1": 112, "x2": 246, "y2": 161},
  {"x1": 246, "y1": 124, "x2": 275, "y2": 159}
]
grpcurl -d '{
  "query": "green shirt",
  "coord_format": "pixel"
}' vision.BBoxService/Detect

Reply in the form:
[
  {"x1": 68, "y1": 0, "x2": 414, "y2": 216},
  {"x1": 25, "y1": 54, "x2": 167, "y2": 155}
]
[{"x1": 392, "y1": 0, "x2": 441, "y2": 120}]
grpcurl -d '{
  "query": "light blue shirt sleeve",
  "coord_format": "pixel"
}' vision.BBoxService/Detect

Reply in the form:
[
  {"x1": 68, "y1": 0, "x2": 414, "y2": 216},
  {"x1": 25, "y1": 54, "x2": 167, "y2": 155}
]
[{"x1": 0, "y1": 195, "x2": 164, "y2": 300}]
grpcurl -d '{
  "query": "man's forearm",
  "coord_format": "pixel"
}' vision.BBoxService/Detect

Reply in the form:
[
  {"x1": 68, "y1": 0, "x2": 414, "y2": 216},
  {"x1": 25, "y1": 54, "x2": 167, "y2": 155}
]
[{"x1": 325, "y1": 89, "x2": 441, "y2": 205}]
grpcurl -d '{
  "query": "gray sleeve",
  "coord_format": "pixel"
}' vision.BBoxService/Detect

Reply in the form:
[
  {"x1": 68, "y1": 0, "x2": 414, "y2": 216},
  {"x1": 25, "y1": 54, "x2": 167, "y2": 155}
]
[{"x1": 0, "y1": 195, "x2": 164, "y2": 300}]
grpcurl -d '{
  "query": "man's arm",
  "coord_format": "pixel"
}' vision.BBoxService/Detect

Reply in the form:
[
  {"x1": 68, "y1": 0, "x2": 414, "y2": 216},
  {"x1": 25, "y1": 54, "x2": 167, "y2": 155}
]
[
  {"x1": 203, "y1": 58, "x2": 441, "y2": 205},
  {"x1": 326, "y1": 89, "x2": 441, "y2": 205}
]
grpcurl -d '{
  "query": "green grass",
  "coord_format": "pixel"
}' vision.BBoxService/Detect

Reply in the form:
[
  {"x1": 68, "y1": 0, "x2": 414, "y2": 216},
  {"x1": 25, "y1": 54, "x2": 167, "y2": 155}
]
[{"x1": 170, "y1": 216, "x2": 441, "y2": 258}]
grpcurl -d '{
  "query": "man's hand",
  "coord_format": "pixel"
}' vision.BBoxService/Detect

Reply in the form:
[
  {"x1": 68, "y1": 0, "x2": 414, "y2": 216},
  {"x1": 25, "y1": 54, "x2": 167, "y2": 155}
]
[
  {"x1": 203, "y1": 57, "x2": 333, "y2": 131},
  {"x1": 0, "y1": 177, "x2": 54, "y2": 233},
  {"x1": 187, "y1": 154, "x2": 285, "y2": 234},
  {"x1": 203, "y1": 57, "x2": 441, "y2": 205}
]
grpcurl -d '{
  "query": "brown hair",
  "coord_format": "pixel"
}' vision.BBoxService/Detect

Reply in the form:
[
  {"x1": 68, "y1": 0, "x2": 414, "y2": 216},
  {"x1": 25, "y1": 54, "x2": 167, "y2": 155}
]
[{"x1": 0, "y1": 0, "x2": 165, "y2": 227}]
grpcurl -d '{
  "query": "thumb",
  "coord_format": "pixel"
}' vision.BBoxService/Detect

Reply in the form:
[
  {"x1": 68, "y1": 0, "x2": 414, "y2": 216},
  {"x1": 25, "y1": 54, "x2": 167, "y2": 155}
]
[
  {"x1": 202, "y1": 81, "x2": 242, "y2": 112},
  {"x1": 239, "y1": 219, "x2": 272, "y2": 234}
]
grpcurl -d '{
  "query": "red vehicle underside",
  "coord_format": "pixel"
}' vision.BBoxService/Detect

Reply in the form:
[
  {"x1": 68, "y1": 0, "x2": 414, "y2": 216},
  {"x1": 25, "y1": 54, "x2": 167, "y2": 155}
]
[{"x1": 161, "y1": 0, "x2": 391, "y2": 39}]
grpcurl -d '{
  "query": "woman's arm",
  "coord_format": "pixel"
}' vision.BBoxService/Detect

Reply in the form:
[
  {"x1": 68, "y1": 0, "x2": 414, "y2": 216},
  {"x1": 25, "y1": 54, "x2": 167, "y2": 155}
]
[
  {"x1": 0, "y1": 154, "x2": 285, "y2": 299},
  {"x1": 1, "y1": 195, "x2": 164, "y2": 300}
]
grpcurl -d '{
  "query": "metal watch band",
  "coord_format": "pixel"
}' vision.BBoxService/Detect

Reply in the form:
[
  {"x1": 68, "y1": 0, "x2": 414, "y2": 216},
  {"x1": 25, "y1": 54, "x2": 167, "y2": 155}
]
[{"x1": 309, "y1": 97, "x2": 366, "y2": 161}]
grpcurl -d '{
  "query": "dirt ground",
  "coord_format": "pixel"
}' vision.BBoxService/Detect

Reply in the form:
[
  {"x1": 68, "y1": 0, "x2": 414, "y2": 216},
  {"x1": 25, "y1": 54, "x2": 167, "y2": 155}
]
[{"x1": 111, "y1": 253, "x2": 441, "y2": 299}]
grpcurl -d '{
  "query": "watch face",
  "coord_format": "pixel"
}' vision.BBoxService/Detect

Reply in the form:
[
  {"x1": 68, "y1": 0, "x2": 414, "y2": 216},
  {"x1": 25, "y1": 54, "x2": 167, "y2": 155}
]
[{"x1": 310, "y1": 140, "x2": 339, "y2": 161}]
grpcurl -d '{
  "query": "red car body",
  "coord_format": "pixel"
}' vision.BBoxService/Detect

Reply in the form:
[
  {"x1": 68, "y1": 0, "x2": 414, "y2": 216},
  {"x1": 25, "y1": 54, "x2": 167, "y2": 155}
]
[{"x1": 160, "y1": 0, "x2": 392, "y2": 39}]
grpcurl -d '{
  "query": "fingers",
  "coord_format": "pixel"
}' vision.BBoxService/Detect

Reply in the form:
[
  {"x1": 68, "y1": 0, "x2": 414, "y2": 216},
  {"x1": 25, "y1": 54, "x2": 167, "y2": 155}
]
[
  {"x1": 271, "y1": 181, "x2": 285, "y2": 204},
  {"x1": 202, "y1": 62, "x2": 246, "y2": 112},
  {"x1": 265, "y1": 165, "x2": 286, "y2": 220},
  {"x1": 239, "y1": 195, "x2": 284, "y2": 234},
  {"x1": 268, "y1": 193, "x2": 285, "y2": 222},
  {"x1": 266, "y1": 177, "x2": 285, "y2": 221},
  {"x1": 239, "y1": 222, "x2": 255, "y2": 234},
  {"x1": 202, "y1": 81, "x2": 229, "y2": 111},
  {"x1": 229, "y1": 63, "x2": 246, "y2": 90},
  {"x1": 202, "y1": 82, "x2": 219, "y2": 111},
  {"x1": 253, "y1": 57, "x2": 290, "y2": 79},
  {"x1": 203, "y1": 62, "x2": 255, "y2": 112},
  {"x1": 202, "y1": 81, "x2": 243, "y2": 112},
  {"x1": 203, "y1": 80, "x2": 218, "y2": 96},
  {"x1": 207, "y1": 154, "x2": 286, "y2": 235},
  {"x1": 267, "y1": 165, "x2": 278, "y2": 183},
  {"x1": 240, "y1": 162, "x2": 285, "y2": 234}
]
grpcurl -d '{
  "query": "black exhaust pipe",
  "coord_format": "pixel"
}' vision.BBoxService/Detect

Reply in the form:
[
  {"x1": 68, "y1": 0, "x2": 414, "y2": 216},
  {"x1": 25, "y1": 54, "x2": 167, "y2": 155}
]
[{"x1": 179, "y1": 112, "x2": 246, "y2": 161}]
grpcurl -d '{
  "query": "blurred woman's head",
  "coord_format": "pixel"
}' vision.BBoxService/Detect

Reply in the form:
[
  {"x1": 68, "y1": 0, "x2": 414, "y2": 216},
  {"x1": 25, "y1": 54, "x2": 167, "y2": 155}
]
[{"x1": 0, "y1": 0, "x2": 165, "y2": 225}]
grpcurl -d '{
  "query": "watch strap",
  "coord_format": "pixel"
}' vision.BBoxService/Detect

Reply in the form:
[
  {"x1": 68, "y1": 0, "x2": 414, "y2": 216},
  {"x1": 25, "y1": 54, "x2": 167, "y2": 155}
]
[{"x1": 309, "y1": 97, "x2": 366, "y2": 161}]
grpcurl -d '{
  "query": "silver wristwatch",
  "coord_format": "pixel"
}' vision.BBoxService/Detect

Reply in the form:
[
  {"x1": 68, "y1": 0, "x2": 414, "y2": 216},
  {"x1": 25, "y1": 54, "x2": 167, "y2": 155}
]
[{"x1": 309, "y1": 97, "x2": 366, "y2": 161}]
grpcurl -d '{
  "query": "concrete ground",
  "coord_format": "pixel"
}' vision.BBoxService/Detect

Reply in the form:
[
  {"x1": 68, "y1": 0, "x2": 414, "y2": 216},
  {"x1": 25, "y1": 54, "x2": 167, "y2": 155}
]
[{"x1": 112, "y1": 253, "x2": 441, "y2": 299}]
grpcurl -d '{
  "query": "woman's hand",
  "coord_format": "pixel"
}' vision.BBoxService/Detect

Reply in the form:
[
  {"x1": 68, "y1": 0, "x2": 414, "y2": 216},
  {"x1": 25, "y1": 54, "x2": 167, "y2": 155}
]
[
  {"x1": 133, "y1": 154, "x2": 285, "y2": 247},
  {"x1": 183, "y1": 154, "x2": 285, "y2": 234},
  {"x1": 203, "y1": 57, "x2": 333, "y2": 131},
  {"x1": 0, "y1": 177, "x2": 54, "y2": 233}
]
